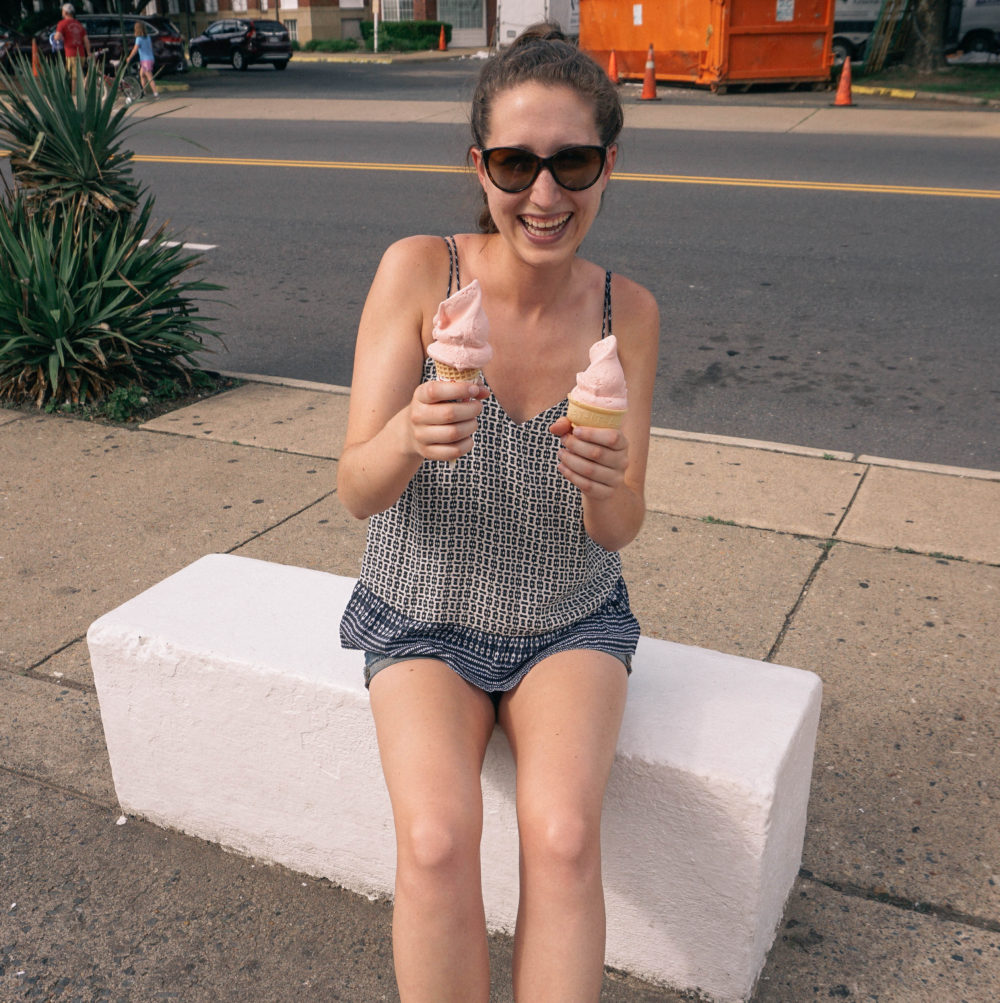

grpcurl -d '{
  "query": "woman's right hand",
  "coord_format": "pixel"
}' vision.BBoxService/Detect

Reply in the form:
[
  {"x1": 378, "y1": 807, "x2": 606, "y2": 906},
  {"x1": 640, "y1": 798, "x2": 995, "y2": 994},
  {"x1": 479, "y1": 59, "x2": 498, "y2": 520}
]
[{"x1": 407, "y1": 380, "x2": 489, "y2": 462}]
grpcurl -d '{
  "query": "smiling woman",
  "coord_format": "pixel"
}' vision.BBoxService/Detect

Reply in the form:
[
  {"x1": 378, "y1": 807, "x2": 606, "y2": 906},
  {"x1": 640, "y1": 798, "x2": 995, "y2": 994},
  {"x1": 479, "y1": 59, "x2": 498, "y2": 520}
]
[{"x1": 335, "y1": 20, "x2": 660, "y2": 1003}]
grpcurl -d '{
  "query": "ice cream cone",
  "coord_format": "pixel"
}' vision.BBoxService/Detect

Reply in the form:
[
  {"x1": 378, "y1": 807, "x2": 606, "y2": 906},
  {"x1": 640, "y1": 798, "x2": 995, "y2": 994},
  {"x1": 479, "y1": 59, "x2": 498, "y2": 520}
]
[
  {"x1": 567, "y1": 397, "x2": 626, "y2": 429},
  {"x1": 433, "y1": 361, "x2": 482, "y2": 384}
]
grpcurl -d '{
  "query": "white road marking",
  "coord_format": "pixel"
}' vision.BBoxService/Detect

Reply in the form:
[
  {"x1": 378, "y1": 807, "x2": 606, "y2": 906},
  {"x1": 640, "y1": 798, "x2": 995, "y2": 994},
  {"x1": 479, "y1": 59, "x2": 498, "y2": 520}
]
[{"x1": 138, "y1": 239, "x2": 217, "y2": 251}]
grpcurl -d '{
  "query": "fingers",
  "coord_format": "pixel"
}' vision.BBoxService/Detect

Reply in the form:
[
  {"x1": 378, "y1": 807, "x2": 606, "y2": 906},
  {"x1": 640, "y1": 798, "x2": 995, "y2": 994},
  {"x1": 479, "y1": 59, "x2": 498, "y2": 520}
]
[
  {"x1": 548, "y1": 415, "x2": 573, "y2": 438},
  {"x1": 409, "y1": 381, "x2": 489, "y2": 461},
  {"x1": 556, "y1": 426, "x2": 629, "y2": 497},
  {"x1": 421, "y1": 380, "x2": 490, "y2": 405}
]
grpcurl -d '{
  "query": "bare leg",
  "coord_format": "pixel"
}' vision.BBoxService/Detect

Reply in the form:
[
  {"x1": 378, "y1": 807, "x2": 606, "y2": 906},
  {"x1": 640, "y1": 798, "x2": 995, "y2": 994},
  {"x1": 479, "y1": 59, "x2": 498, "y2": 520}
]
[
  {"x1": 498, "y1": 650, "x2": 627, "y2": 1003},
  {"x1": 369, "y1": 659, "x2": 496, "y2": 1002}
]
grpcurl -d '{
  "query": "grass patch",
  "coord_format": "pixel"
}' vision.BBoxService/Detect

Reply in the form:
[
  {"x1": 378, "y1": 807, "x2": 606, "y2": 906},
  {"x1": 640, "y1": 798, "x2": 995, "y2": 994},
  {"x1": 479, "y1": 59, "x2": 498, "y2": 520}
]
[
  {"x1": 860, "y1": 63, "x2": 1000, "y2": 102},
  {"x1": 299, "y1": 39, "x2": 360, "y2": 53},
  {"x1": 8, "y1": 371, "x2": 242, "y2": 426}
]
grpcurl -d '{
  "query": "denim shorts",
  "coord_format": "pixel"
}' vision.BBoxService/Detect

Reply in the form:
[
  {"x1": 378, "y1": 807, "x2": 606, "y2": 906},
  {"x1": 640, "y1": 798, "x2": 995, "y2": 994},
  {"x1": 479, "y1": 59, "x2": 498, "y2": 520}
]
[
  {"x1": 363, "y1": 647, "x2": 631, "y2": 715},
  {"x1": 356, "y1": 577, "x2": 638, "y2": 710}
]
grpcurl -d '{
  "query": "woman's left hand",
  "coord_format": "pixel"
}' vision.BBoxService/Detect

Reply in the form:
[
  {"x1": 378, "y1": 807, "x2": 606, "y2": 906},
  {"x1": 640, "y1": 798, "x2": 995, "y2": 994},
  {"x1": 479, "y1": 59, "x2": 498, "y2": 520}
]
[{"x1": 549, "y1": 416, "x2": 629, "y2": 499}]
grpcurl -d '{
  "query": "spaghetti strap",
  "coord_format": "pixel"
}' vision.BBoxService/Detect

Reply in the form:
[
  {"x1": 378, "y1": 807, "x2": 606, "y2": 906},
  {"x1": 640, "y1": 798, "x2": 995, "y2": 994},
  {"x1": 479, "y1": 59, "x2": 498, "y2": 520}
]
[
  {"x1": 443, "y1": 235, "x2": 460, "y2": 296},
  {"x1": 602, "y1": 269, "x2": 612, "y2": 339}
]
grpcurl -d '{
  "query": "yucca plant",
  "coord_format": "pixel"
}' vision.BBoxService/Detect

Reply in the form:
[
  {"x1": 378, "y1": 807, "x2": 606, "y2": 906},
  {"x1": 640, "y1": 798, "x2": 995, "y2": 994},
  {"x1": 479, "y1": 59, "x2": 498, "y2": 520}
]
[
  {"x1": 0, "y1": 51, "x2": 224, "y2": 408},
  {"x1": 0, "y1": 196, "x2": 223, "y2": 406},
  {"x1": 0, "y1": 52, "x2": 143, "y2": 231}
]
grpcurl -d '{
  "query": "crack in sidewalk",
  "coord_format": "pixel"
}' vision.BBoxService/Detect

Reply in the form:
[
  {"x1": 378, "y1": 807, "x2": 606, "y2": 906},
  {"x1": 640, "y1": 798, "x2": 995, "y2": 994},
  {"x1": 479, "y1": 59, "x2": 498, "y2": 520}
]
[{"x1": 800, "y1": 868, "x2": 1000, "y2": 933}]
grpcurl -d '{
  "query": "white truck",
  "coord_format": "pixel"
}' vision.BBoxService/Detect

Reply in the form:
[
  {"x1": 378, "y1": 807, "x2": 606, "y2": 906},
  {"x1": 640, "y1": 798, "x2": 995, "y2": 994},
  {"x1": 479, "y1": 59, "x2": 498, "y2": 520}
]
[
  {"x1": 832, "y1": 0, "x2": 1000, "y2": 64},
  {"x1": 494, "y1": 0, "x2": 579, "y2": 44}
]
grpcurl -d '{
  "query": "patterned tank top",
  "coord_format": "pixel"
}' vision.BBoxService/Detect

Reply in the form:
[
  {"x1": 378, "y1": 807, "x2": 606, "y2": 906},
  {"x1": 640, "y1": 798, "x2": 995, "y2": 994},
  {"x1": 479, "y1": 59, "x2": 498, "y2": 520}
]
[{"x1": 350, "y1": 237, "x2": 623, "y2": 638}]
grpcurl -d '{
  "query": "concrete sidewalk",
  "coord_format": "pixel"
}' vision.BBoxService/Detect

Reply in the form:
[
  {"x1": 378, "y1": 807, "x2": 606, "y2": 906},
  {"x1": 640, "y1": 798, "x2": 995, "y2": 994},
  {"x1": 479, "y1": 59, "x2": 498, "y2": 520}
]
[
  {"x1": 140, "y1": 85, "x2": 1000, "y2": 141},
  {"x1": 2, "y1": 376, "x2": 998, "y2": 1001}
]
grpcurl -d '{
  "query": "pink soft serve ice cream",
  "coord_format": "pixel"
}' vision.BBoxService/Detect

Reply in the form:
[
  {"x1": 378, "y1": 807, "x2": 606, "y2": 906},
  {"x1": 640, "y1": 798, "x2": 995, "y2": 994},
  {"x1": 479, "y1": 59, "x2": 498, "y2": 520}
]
[
  {"x1": 427, "y1": 279, "x2": 492, "y2": 379},
  {"x1": 567, "y1": 335, "x2": 627, "y2": 428}
]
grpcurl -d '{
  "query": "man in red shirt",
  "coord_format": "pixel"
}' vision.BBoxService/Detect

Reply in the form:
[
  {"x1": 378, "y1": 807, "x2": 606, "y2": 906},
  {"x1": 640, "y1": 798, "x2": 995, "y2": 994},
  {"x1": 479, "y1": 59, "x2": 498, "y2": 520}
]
[{"x1": 53, "y1": 4, "x2": 91, "y2": 89}]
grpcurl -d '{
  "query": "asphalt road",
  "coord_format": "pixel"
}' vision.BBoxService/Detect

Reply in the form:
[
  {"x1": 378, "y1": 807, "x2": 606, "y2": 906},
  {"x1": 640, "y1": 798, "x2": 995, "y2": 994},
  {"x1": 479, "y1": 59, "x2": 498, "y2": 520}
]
[{"x1": 10, "y1": 58, "x2": 1000, "y2": 470}]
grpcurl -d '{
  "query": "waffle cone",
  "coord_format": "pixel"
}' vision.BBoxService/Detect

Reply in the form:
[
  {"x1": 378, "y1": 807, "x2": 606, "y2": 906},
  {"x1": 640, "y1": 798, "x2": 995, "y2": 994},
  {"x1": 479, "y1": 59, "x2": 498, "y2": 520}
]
[
  {"x1": 434, "y1": 361, "x2": 482, "y2": 383},
  {"x1": 567, "y1": 397, "x2": 626, "y2": 429}
]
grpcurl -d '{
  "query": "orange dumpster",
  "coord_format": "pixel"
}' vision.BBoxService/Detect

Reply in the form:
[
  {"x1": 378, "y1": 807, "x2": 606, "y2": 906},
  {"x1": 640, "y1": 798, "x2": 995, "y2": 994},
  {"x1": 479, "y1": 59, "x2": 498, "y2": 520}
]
[{"x1": 580, "y1": 0, "x2": 835, "y2": 92}]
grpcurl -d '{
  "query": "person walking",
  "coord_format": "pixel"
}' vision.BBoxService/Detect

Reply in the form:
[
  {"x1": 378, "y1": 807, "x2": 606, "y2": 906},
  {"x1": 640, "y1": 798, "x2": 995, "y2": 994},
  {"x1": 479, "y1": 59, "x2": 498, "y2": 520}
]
[
  {"x1": 53, "y1": 4, "x2": 90, "y2": 90},
  {"x1": 337, "y1": 21, "x2": 660, "y2": 1002},
  {"x1": 125, "y1": 21, "x2": 158, "y2": 99}
]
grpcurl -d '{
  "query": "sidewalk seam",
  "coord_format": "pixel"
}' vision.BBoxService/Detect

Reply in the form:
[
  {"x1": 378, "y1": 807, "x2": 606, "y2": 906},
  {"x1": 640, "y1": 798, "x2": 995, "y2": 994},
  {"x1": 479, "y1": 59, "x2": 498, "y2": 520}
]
[
  {"x1": 223, "y1": 487, "x2": 339, "y2": 555},
  {"x1": 24, "y1": 634, "x2": 91, "y2": 687},
  {"x1": 764, "y1": 540, "x2": 834, "y2": 664},
  {"x1": 800, "y1": 869, "x2": 1000, "y2": 934},
  {"x1": 0, "y1": 762, "x2": 117, "y2": 813},
  {"x1": 831, "y1": 463, "x2": 871, "y2": 539}
]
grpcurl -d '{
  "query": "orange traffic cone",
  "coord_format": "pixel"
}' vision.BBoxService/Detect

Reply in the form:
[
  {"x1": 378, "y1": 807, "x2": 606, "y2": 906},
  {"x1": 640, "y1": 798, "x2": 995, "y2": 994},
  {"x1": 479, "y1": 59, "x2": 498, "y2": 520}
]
[
  {"x1": 438, "y1": 24, "x2": 447, "y2": 51},
  {"x1": 607, "y1": 49, "x2": 619, "y2": 83},
  {"x1": 640, "y1": 43, "x2": 659, "y2": 101},
  {"x1": 834, "y1": 55, "x2": 853, "y2": 106},
  {"x1": 32, "y1": 37, "x2": 39, "y2": 76}
]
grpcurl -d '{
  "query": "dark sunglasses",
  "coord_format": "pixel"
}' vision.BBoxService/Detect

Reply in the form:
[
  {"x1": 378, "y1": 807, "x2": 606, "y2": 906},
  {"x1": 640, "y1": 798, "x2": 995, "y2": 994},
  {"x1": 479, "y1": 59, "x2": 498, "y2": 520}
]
[{"x1": 479, "y1": 145, "x2": 608, "y2": 194}]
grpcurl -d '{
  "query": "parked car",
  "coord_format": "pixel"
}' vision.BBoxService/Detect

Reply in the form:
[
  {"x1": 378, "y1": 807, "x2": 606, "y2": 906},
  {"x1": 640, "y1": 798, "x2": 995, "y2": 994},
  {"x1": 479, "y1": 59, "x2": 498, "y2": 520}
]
[
  {"x1": 35, "y1": 13, "x2": 186, "y2": 74},
  {"x1": 188, "y1": 19, "x2": 292, "y2": 71},
  {"x1": 832, "y1": 0, "x2": 1000, "y2": 64},
  {"x1": 948, "y1": 0, "x2": 1000, "y2": 53},
  {"x1": 0, "y1": 22, "x2": 32, "y2": 69}
]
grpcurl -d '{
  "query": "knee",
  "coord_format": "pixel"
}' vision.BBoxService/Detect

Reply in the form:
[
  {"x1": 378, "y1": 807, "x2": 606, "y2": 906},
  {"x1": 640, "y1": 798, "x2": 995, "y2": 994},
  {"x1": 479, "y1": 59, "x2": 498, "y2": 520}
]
[
  {"x1": 519, "y1": 808, "x2": 600, "y2": 878},
  {"x1": 397, "y1": 812, "x2": 481, "y2": 878}
]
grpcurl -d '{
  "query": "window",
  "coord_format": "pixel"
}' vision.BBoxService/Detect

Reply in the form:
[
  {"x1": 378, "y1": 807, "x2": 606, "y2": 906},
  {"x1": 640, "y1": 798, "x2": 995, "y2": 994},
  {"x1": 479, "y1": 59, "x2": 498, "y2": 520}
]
[
  {"x1": 439, "y1": 0, "x2": 482, "y2": 31},
  {"x1": 284, "y1": 18, "x2": 297, "y2": 40},
  {"x1": 381, "y1": 0, "x2": 414, "y2": 20}
]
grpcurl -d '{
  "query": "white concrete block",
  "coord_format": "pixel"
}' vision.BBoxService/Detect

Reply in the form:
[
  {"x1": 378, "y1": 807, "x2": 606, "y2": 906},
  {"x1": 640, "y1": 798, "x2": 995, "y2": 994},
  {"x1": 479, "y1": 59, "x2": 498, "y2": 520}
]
[{"x1": 88, "y1": 554, "x2": 821, "y2": 1002}]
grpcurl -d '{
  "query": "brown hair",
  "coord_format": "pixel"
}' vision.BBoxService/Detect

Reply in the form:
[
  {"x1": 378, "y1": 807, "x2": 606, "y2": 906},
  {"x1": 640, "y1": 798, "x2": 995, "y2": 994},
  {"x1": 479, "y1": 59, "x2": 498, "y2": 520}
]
[
  {"x1": 470, "y1": 22, "x2": 623, "y2": 233},
  {"x1": 134, "y1": 21, "x2": 147, "y2": 36}
]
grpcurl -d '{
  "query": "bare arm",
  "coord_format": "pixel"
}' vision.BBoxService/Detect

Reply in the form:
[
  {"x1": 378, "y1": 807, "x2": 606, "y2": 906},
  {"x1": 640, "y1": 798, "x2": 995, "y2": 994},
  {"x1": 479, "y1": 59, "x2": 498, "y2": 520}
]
[
  {"x1": 550, "y1": 277, "x2": 660, "y2": 552},
  {"x1": 337, "y1": 236, "x2": 488, "y2": 519}
]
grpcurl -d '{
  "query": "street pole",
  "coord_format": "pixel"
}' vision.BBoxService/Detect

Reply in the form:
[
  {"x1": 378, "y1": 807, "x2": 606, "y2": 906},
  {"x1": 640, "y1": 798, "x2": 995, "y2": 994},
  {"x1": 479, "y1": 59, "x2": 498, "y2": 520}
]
[{"x1": 373, "y1": 0, "x2": 380, "y2": 54}]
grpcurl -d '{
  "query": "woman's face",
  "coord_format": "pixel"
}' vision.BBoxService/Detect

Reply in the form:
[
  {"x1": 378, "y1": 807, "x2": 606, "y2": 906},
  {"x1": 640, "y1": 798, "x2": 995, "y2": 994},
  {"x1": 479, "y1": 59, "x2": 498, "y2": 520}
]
[{"x1": 471, "y1": 81, "x2": 617, "y2": 263}]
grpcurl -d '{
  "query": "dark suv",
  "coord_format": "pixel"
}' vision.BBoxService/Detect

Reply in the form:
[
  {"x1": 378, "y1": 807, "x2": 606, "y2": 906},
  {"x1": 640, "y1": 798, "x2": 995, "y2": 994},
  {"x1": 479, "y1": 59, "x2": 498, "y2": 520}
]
[
  {"x1": 0, "y1": 23, "x2": 32, "y2": 69},
  {"x1": 188, "y1": 19, "x2": 292, "y2": 71},
  {"x1": 36, "y1": 14, "x2": 186, "y2": 74}
]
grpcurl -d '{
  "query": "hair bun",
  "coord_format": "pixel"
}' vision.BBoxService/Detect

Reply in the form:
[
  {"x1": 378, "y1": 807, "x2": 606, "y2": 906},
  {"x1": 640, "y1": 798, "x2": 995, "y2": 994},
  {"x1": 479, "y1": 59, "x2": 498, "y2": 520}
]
[{"x1": 509, "y1": 21, "x2": 567, "y2": 48}]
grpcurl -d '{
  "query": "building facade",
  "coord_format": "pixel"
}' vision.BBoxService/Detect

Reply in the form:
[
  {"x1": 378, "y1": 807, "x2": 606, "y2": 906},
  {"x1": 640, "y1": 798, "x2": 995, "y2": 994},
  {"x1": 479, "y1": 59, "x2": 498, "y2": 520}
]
[{"x1": 132, "y1": 0, "x2": 581, "y2": 47}]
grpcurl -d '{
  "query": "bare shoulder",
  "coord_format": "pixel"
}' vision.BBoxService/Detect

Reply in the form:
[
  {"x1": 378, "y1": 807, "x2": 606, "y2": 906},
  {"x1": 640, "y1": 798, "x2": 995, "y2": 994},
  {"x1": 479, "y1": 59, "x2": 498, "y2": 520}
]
[
  {"x1": 610, "y1": 273, "x2": 659, "y2": 332},
  {"x1": 375, "y1": 234, "x2": 451, "y2": 288},
  {"x1": 610, "y1": 273, "x2": 660, "y2": 368}
]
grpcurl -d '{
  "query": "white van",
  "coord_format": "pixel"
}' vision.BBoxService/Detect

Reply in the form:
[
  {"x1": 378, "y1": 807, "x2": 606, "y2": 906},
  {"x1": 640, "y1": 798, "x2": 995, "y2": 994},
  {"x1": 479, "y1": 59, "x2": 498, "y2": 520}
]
[
  {"x1": 954, "y1": 0, "x2": 1000, "y2": 53},
  {"x1": 831, "y1": 0, "x2": 880, "y2": 64},
  {"x1": 832, "y1": 0, "x2": 1000, "y2": 63},
  {"x1": 495, "y1": 0, "x2": 579, "y2": 44}
]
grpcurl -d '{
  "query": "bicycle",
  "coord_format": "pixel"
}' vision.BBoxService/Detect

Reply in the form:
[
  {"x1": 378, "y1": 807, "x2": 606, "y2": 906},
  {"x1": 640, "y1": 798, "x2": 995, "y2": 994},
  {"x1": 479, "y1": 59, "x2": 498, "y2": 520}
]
[{"x1": 102, "y1": 57, "x2": 143, "y2": 106}]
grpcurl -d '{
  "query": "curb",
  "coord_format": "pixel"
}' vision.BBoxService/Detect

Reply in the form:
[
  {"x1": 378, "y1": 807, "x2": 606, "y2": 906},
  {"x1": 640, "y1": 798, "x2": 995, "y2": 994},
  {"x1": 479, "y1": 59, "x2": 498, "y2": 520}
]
[
  {"x1": 853, "y1": 83, "x2": 1000, "y2": 108},
  {"x1": 291, "y1": 47, "x2": 487, "y2": 66},
  {"x1": 216, "y1": 370, "x2": 1000, "y2": 483}
]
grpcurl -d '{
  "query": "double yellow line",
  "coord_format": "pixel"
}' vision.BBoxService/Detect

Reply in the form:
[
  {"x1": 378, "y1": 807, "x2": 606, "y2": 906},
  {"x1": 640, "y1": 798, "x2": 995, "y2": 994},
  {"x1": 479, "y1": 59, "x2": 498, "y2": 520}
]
[
  {"x1": 4, "y1": 149, "x2": 998, "y2": 199},
  {"x1": 134, "y1": 154, "x2": 468, "y2": 175},
  {"x1": 130, "y1": 154, "x2": 1000, "y2": 200}
]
